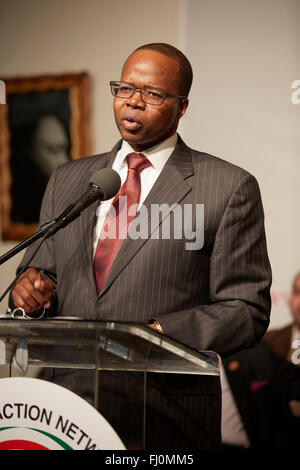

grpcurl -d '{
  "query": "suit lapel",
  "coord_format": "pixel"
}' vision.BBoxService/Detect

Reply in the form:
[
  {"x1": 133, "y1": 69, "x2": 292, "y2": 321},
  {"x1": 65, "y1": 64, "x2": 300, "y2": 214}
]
[{"x1": 98, "y1": 137, "x2": 194, "y2": 298}]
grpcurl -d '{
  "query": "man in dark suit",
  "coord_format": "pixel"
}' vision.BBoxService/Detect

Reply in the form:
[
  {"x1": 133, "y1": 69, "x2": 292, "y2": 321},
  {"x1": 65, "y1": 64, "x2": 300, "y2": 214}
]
[
  {"x1": 222, "y1": 341, "x2": 300, "y2": 449},
  {"x1": 265, "y1": 272, "x2": 300, "y2": 361},
  {"x1": 264, "y1": 272, "x2": 300, "y2": 425},
  {"x1": 10, "y1": 43, "x2": 272, "y2": 448}
]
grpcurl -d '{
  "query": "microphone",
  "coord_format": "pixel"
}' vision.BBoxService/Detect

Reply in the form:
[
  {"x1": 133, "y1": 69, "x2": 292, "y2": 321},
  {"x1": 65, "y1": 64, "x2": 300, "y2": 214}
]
[
  {"x1": 56, "y1": 168, "x2": 121, "y2": 220},
  {"x1": 90, "y1": 168, "x2": 122, "y2": 200},
  {"x1": 40, "y1": 168, "x2": 121, "y2": 237}
]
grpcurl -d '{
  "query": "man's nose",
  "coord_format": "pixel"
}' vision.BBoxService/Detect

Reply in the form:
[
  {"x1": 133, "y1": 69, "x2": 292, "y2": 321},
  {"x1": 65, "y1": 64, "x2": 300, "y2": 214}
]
[{"x1": 126, "y1": 89, "x2": 145, "y2": 108}]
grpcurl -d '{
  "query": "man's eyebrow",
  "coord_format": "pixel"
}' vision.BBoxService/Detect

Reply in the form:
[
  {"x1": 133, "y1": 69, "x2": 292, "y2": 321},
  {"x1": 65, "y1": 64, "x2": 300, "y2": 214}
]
[{"x1": 120, "y1": 80, "x2": 166, "y2": 93}]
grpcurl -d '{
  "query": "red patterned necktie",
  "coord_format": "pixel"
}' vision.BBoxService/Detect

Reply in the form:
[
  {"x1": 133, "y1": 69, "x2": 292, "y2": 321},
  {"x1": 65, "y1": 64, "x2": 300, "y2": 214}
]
[{"x1": 94, "y1": 152, "x2": 151, "y2": 294}]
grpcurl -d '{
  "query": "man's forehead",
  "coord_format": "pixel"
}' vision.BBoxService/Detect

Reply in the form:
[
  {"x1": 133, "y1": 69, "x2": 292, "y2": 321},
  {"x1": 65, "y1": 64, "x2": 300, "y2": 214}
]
[{"x1": 121, "y1": 49, "x2": 179, "y2": 75}]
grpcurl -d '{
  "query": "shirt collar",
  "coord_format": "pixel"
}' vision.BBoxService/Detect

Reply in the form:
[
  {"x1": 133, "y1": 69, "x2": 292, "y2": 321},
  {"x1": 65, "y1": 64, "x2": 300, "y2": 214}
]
[{"x1": 114, "y1": 133, "x2": 178, "y2": 173}]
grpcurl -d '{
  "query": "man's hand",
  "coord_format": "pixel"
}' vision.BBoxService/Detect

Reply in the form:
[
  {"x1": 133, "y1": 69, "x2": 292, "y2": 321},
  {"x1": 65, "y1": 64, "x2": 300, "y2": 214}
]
[{"x1": 11, "y1": 268, "x2": 53, "y2": 314}]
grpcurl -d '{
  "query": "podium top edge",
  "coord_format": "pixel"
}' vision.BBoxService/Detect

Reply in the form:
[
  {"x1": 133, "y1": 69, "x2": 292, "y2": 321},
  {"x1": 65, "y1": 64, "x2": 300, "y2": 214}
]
[{"x1": 0, "y1": 317, "x2": 220, "y2": 372}]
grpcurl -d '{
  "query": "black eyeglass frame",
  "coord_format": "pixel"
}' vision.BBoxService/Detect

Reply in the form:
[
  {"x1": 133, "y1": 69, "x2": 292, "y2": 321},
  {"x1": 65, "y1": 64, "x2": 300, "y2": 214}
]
[{"x1": 110, "y1": 80, "x2": 187, "y2": 106}]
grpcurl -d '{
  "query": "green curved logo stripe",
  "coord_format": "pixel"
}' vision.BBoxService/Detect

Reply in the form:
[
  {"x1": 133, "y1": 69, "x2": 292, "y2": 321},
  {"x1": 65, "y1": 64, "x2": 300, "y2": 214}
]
[{"x1": 29, "y1": 428, "x2": 73, "y2": 450}]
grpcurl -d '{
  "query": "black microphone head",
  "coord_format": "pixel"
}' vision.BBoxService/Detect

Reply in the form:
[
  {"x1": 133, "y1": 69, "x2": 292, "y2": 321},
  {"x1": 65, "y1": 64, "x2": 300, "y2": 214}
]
[{"x1": 89, "y1": 168, "x2": 121, "y2": 201}]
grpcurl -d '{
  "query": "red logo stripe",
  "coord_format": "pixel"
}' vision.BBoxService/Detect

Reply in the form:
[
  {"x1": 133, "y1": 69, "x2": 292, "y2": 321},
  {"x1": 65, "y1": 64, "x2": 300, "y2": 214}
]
[{"x1": 0, "y1": 440, "x2": 49, "y2": 450}]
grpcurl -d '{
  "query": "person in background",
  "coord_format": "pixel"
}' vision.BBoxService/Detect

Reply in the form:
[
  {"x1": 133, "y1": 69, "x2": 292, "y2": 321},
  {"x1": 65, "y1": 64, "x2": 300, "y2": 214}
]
[
  {"x1": 265, "y1": 272, "x2": 300, "y2": 362},
  {"x1": 221, "y1": 340, "x2": 300, "y2": 449},
  {"x1": 264, "y1": 272, "x2": 300, "y2": 420}
]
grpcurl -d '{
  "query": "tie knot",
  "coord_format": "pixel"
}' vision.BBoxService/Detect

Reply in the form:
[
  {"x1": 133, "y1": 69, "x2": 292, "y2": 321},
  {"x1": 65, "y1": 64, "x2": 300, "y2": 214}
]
[{"x1": 125, "y1": 152, "x2": 151, "y2": 173}]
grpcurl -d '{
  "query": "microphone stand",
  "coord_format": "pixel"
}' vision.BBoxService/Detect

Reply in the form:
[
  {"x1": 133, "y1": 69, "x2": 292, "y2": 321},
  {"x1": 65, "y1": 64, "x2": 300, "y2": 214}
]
[{"x1": 0, "y1": 206, "x2": 78, "y2": 267}]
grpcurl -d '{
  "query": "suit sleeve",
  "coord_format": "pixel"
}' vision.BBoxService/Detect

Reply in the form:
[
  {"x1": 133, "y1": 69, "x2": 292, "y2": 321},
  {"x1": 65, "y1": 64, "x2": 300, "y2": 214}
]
[{"x1": 157, "y1": 173, "x2": 272, "y2": 358}]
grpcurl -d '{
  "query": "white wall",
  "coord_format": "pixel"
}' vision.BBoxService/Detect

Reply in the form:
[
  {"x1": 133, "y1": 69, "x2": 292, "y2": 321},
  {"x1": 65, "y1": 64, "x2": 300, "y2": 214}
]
[
  {"x1": 0, "y1": 0, "x2": 180, "y2": 314},
  {"x1": 178, "y1": 0, "x2": 300, "y2": 328}
]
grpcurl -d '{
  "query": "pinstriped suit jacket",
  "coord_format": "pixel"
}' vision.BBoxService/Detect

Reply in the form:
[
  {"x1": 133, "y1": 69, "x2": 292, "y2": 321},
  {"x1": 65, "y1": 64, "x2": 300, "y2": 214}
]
[
  {"x1": 16, "y1": 136, "x2": 272, "y2": 448},
  {"x1": 18, "y1": 135, "x2": 271, "y2": 358}
]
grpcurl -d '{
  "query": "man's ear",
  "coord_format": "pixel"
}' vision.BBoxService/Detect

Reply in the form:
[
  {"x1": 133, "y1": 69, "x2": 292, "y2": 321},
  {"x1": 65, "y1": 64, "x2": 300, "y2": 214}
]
[{"x1": 178, "y1": 98, "x2": 189, "y2": 119}]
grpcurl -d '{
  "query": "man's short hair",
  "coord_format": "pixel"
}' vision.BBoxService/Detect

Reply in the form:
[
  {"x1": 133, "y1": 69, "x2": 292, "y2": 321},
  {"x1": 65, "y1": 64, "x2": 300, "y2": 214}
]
[{"x1": 134, "y1": 43, "x2": 193, "y2": 97}]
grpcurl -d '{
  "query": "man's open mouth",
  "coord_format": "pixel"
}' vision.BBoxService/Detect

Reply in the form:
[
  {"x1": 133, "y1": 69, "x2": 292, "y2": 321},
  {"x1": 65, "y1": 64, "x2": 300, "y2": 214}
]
[{"x1": 122, "y1": 117, "x2": 142, "y2": 131}]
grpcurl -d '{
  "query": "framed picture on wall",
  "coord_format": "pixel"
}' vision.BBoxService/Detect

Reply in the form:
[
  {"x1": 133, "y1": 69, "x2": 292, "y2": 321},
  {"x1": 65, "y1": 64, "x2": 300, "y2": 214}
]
[{"x1": 0, "y1": 72, "x2": 91, "y2": 241}]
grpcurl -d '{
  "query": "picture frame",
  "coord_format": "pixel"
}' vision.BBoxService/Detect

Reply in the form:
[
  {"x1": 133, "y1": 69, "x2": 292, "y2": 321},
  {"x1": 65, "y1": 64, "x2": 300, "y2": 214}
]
[{"x1": 0, "y1": 72, "x2": 91, "y2": 241}]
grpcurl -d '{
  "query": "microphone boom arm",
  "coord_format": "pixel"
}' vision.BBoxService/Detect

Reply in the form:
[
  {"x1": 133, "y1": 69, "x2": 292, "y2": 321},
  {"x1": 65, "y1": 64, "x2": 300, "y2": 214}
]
[{"x1": 0, "y1": 184, "x2": 103, "y2": 266}]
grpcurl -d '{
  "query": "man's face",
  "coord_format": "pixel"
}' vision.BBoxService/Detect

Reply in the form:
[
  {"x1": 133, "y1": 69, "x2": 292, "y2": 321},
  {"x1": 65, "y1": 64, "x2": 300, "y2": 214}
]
[
  {"x1": 290, "y1": 274, "x2": 300, "y2": 327},
  {"x1": 113, "y1": 50, "x2": 188, "y2": 151}
]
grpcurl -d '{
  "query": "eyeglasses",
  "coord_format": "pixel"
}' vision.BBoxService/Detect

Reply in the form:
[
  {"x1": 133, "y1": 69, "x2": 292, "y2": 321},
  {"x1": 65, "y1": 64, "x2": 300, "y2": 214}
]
[{"x1": 110, "y1": 81, "x2": 186, "y2": 106}]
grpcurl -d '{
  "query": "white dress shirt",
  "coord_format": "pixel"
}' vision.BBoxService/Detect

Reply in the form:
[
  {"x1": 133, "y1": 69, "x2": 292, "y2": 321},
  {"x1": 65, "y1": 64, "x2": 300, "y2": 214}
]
[
  {"x1": 92, "y1": 133, "x2": 178, "y2": 256},
  {"x1": 220, "y1": 365, "x2": 251, "y2": 447}
]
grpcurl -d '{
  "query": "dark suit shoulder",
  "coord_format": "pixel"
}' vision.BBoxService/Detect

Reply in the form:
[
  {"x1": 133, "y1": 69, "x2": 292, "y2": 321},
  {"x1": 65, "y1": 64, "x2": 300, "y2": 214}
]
[
  {"x1": 177, "y1": 136, "x2": 252, "y2": 179},
  {"x1": 264, "y1": 324, "x2": 293, "y2": 358},
  {"x1": 186, "y1": 147, "x2": 261, "y2": 208},
  {"x1": 38, "y1": 149, "x2": 117, "y2": 217},
  {"x1": 264, "y1": 324, "x2": 292, "y2": 342},
  {"x1": 223, "y1": 340, "x2": 272, "y2": 367},
  {"x1": 47, "y1": 148, "x2": 118, "y2": 194},
  {"x1": 191, "y1": 148, "x2": 253, "y2": 181},
  {"x1": 56, "y1": 151, "x2": 112, "y2": 174}
]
